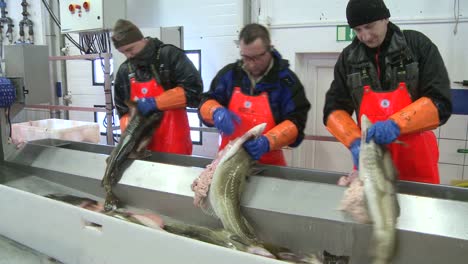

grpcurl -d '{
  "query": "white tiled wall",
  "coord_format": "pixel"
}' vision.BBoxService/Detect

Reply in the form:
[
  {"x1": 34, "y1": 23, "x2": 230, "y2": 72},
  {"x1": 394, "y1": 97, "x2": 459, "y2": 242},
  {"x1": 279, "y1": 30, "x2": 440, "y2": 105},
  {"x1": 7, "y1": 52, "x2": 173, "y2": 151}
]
[
  {"x1": 438, "y1": 139, "x2": 466, "y2": 165},
  {"x1": 439, "y1": 114, "x2": 468, "y2": 140},
  {"x1": 464, "y1": 166, "x2": 468, "y2": 181},
  {"x1": 438, "y1": 163, "x2": 464, "y2": 185},
  {"x1": 437, "y1": 114, "x2": 468, "y2": 185}
]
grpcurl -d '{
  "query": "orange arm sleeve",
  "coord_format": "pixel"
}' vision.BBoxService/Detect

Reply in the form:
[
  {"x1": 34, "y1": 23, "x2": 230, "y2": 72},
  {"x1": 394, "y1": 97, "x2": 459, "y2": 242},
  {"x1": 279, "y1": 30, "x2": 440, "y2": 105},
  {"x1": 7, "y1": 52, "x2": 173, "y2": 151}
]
[
  {"x1": 264, "y1": 120, "x2": 299, "y2": 151},
  {"x1": 390, "y1": 97, "x2": 440, "y2": 134},
  {"x1": 155, "y1": 86, "x2": 187, "y2": 110},
  {"x1": 119, "y1": 114, "x2": 130, "y2": 133},
  {"x1": 325, "y1": 110, "x2": 361, "y2": 148},
  {"x1": 199, "y1": 99, "x2": 223, "y2": 125}
]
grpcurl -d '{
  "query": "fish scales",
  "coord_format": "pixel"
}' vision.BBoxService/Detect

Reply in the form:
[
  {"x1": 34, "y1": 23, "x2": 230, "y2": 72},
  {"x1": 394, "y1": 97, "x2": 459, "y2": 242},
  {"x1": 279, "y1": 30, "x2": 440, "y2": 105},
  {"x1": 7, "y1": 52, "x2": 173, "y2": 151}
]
[
  {"x1": 359, "y1": 115, "x2": 399, "y2": 264},
  {"x1": 102, "y1": 104, "x2": 163, "y2": 212}
]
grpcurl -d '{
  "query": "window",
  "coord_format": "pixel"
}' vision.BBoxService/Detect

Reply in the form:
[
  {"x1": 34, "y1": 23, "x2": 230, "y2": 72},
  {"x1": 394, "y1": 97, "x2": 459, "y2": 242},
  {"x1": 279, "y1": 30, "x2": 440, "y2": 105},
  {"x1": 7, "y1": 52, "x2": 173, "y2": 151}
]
[
  {"x1": 185, "y1": 49, "x2": 203, "y2": 145},
  {"x1": 92, "y1": 58, "x2": 114, "y2": 86},
  {"x1": 185, "y1": 50, "x2": 201, "y2": 73},
  {"x1": 187, "y1": 108, "x2": 202, "y2": 145}
]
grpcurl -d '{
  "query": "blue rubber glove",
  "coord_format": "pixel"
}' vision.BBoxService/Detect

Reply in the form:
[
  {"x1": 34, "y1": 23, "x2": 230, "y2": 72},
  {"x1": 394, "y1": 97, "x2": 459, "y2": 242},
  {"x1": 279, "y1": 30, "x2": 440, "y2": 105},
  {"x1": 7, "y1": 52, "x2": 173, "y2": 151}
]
[
  {"x1": 349, "y1": 139, "x2": 361, "y2": 169},
  {"x1": 213, "y1": 107, "x2": 240, "y2": 135},
  {"x1": 137, "y1": 97, "x2": 159, "y2": 116},
  {"x1": 244, "y1": 135, "x2": 270, "y2": 160},
  {"x1": 366, "y1": 120, "x2": 400, "y2": 144}
]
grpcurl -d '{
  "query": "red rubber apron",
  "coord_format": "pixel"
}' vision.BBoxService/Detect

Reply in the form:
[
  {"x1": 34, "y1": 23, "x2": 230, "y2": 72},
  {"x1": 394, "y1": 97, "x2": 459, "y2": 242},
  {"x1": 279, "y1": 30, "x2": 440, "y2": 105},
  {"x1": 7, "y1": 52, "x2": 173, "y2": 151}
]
[
  {"x1": 130, "y1": 76, "x2": 192, "y2": 155},
  {"x1": 359, "y1": 82, "x2": 439, "y2": 184},
  {"x1": 219, "y1": 87, "x2": 286, "y2": 166}
]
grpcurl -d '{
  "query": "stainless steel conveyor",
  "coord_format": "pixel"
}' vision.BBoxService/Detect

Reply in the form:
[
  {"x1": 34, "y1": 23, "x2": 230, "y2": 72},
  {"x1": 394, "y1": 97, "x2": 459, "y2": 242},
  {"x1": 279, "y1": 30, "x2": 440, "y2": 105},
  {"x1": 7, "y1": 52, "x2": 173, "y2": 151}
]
[{"x1": 1, "y1": 106, "x2": 468, "y2": 263}]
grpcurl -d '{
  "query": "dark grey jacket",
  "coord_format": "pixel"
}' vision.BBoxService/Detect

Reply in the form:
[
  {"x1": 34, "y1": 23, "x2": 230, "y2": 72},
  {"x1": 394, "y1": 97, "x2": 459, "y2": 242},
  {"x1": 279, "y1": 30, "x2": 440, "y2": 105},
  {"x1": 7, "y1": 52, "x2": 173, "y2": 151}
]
[{"x1": 323, "y1": 22, "x2": 452, "y2": 125}]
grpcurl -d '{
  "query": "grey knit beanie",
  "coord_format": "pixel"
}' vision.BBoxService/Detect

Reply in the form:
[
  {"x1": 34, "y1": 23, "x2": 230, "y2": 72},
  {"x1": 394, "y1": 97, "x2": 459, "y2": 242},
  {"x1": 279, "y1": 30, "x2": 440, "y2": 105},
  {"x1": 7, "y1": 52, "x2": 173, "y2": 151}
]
[{"x1": 111, "y1": 19, "x2": 144, "y2": 48}]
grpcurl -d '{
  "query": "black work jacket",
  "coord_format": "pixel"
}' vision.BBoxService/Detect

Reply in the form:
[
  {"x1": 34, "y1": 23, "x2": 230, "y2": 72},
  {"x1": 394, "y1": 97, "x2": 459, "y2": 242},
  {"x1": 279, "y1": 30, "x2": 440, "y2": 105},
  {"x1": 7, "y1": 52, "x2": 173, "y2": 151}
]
[{"x1": 114, "y1": 38, "x2": 203, "y2": 117}]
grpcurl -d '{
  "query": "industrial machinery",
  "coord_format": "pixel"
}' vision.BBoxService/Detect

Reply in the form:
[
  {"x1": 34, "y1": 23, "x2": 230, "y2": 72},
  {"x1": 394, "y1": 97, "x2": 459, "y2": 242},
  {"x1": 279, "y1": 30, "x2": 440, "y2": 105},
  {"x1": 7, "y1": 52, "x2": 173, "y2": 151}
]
[{"x1": 1, "y1": 98, "x2": 468, "y2": 263}]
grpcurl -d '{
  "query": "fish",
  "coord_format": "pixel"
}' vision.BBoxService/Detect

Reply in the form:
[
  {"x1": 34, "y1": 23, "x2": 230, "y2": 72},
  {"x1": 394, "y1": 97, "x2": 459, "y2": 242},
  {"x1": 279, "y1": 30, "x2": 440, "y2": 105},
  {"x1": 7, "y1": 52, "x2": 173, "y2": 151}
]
[
  {"x1": 163, "y1": 222, "x2": 271, "y2": 255},
  {"x1": 45, "y1": 193, "x2": 164, "y2": 229},
  {"x1": 191, "y1": 123, "x2": 272, "y2": 255},
  {"x1": 44, "y1": 193, "x2": 99, "y2": 208},
  {"x1": 164, "y1": 222, "x2": 349, "y2": 263},
  {"x1": 268, "y1": 247, "x2": 349, "y2": 264},
  {"x1": 359, "y1": 115, "x2": 400, "y2": 264},
  {"x1": 102, "y1": 102, "x2": 163, "y2": 212}
]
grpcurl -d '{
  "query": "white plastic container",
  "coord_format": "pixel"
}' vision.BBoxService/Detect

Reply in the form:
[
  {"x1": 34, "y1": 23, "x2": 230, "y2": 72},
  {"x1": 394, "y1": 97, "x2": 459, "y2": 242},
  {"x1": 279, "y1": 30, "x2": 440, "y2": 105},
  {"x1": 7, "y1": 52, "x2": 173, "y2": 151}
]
[{"x1": 12, "y1": 119, "x2": 100, "y2": 143}]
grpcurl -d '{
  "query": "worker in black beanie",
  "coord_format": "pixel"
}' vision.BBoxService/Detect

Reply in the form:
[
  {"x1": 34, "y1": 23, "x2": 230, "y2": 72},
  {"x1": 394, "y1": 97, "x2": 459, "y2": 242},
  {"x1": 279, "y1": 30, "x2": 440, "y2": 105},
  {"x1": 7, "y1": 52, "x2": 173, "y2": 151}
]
[
  {"x1": 112, "y1": 19, "x2": 203, "y2": 155},
  {"x1": 324, "y1": 0, "x2": 452, "y2": 187},
  {"x1": 346, "y1": 0, "x2": 390, "y2": 28}
]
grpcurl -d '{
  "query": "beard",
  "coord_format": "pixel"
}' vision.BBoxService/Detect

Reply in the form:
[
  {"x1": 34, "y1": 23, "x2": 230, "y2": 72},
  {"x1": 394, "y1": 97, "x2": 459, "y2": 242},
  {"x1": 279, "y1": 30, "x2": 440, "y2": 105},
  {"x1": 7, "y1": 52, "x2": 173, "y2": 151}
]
[{"x1": 129, "y1": 39, "x2": 156, "y2": 66}]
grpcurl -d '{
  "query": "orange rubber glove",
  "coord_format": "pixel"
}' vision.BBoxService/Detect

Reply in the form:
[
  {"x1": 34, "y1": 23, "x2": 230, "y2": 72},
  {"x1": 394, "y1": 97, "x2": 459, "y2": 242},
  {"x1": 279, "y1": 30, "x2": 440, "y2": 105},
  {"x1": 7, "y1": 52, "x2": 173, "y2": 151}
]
[
  {"x1": 264, "y1": 120, "x2": 299, "y2": 150},
  {"x1": 389, "y1": 97, "x2": 440, "y2": 134},
  {"x1": 119, "y1": 114, "x2": 130, "y2": 133},
  {"x1": 154, "y1": 86, "x2": 187, "y2": 110},
  {"x1": 326, "y1": 110, "x2": 361, "y2": 148},
  {"x1": 199, "y1": 99, "x2": 223, "y2": 125}
]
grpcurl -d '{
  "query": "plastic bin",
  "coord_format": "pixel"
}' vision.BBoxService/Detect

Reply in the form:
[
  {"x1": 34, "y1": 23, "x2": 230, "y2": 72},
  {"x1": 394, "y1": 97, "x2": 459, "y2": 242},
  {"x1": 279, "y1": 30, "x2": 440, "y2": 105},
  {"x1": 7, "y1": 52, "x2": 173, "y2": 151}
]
[{"x1": 12, "y1": 119, "x2": 100, "y2": 143}]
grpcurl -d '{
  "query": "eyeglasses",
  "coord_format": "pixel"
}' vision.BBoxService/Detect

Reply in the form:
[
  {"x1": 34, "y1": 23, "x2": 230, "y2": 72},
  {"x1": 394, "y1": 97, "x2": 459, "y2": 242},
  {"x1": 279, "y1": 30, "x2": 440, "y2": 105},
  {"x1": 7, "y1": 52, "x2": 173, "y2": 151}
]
[{"x1": 240, "y1": 50, "x2": 268, "y2": 63}]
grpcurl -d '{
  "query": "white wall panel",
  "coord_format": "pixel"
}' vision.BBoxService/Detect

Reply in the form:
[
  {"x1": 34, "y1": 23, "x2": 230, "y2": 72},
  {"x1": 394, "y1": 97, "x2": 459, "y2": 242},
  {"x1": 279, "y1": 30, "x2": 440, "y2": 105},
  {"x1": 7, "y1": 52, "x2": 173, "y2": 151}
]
[
  {"x1": 263, "y1": 0, "x2": 467, "y2": 25},
  {"x1": 147, "y1": 0, "x2": 246, "y2": 91},
  {"x1": 439, "y1": 139, "x2": 466, "y2": 165},
  {"x1": 126, "y1": 0, "x2": 159, "y2": 27},
  {"x1": 439, "y1": 115, "x2": 468, "y2": 140},
  {"x1": 3, "y1": 0, "x2": 45, "y2": 45},
  {"x1": 439, "y1": 163, "x2": 464, "y2": 185}
]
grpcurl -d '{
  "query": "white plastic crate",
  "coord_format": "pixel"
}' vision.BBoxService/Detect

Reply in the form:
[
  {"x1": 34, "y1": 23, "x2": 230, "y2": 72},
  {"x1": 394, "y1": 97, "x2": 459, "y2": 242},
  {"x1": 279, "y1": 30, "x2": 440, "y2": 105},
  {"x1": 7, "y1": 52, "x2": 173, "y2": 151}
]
[{"x1": 12, "y1": 119, "x2": 100, "y2": 143}]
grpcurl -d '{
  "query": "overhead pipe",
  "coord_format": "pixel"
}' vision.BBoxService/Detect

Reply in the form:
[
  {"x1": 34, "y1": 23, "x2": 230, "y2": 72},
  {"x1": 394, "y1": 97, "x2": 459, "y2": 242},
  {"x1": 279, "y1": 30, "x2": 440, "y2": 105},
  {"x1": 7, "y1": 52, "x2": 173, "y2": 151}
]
[
  {"x1": 0, "y1": 0, "x2": 14, "y2": 44},
  {"x1": 18, "y1": 0, "x2": 34, "y2": 44}
]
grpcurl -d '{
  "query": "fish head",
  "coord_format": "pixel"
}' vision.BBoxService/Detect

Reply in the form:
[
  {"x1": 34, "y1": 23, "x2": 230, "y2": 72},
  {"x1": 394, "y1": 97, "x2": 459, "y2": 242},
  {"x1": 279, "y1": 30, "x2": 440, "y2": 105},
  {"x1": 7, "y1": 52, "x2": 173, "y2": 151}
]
[
  {"x1": 221, "y1": 123, "x2": 267, "y2": 162},
  {"x1": 248, "y1": 123, "x2": 267, "y2": 138},
  {"x1": 360, "y1": 114, "x2": 372, "y2": 139}
]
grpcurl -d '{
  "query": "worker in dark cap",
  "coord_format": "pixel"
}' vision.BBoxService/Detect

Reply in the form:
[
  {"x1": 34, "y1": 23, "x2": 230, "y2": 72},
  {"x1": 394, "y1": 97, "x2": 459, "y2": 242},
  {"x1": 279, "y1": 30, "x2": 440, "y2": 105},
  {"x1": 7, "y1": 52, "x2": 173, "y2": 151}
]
[
  {"x1": 323, "y1": 0, "x2": 452, "y2": 184},
  {"x1": 112, "y1": 19, "x2": 203, "y2": 154}
]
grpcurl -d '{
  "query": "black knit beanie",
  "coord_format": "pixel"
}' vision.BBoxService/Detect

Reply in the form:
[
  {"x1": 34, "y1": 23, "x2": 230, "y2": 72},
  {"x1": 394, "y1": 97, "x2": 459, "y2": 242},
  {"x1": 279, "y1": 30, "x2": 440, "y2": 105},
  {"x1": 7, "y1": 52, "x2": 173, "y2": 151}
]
[
  {"x1": 111, "y1": 19, "x2": 144, "y2": 48},
  {"x1": 346, "y1": 0, "x2": 391, "y2": 28}
]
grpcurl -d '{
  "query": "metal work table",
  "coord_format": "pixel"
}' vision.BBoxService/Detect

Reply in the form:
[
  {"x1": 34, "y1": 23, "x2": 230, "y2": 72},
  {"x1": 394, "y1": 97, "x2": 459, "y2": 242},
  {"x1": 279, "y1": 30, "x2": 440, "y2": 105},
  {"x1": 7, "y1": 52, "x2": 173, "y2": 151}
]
[{"x1": 1, "y1": 138, "x2": 468, "y2": 263}]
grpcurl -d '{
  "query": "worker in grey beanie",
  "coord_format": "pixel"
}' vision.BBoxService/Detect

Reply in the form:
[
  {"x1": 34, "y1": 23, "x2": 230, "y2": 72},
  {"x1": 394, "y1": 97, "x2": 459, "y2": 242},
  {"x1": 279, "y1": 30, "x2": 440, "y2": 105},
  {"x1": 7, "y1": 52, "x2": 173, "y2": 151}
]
[
  {"x1": 111, "y1": 19, "x2": 144, "y2": 48},
  {"x1": 112, "y1": 19, "x2": 203, "y2": 155}
]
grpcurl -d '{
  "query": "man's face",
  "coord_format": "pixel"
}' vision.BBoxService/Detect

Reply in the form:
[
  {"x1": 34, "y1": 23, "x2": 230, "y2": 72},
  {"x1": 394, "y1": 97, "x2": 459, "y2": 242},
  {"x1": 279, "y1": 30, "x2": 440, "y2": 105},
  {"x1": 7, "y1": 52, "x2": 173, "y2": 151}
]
[
  {"x1": 117, "y1": 39, "x2": 147, "y2": 59},
  {"x1": 353, "y1": 19, "x2": 389, "y2": 48},
  {"x1": 239, "y1": 38, "x2": 272, "y2": 78}
]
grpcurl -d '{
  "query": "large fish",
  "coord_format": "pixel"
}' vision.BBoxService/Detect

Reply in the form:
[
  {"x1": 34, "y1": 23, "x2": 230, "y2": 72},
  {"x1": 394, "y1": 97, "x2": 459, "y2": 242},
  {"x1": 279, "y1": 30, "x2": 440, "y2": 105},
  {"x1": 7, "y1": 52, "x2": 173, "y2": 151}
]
[
  {"x1": 191, "y1": 123, "x2": 272, "y2": 255},
  {"x1": 163, "y1": 222, "x2": 270, "y2": 255},
  {"x1": 359, "y1": 115, "x2": 400, "y2": 264},
  {"x1": 102, "y1": 102, "x2": 163, "y2": 212}
]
